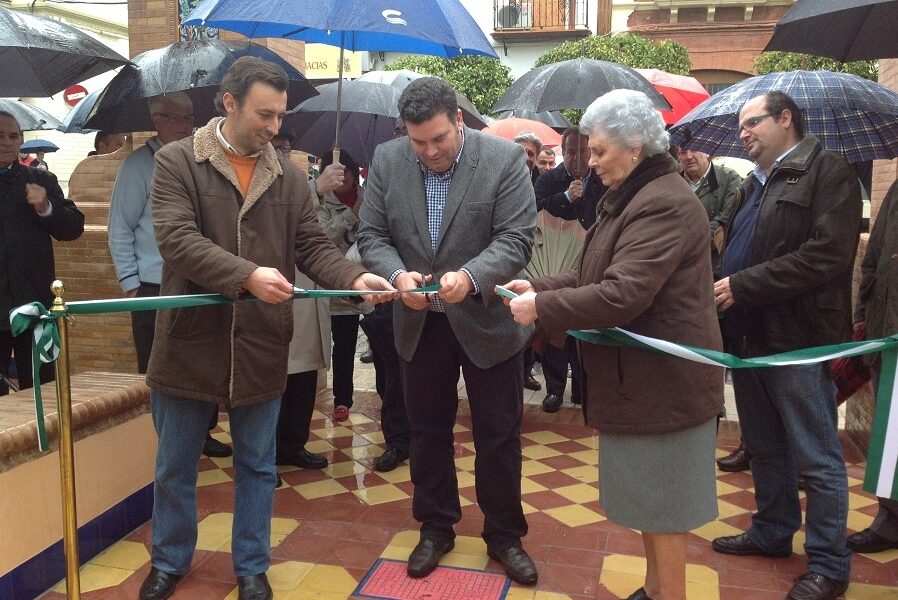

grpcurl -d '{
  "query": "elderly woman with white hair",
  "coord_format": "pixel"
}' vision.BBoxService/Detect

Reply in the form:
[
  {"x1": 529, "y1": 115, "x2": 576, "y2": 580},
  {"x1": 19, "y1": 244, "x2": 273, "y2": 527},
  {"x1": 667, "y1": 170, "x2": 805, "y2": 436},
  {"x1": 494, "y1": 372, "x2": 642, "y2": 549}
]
[{"x1": 501, "y1": 89, "x2": 724, "y2": 600}]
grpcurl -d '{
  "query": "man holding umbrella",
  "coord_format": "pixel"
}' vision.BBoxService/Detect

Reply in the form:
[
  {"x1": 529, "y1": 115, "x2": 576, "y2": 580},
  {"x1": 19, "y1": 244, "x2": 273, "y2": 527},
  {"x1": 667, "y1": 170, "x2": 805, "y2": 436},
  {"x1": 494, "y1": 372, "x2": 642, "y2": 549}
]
[{"x1": 138, "y1": 57, "x2": 394, "y2": 600}]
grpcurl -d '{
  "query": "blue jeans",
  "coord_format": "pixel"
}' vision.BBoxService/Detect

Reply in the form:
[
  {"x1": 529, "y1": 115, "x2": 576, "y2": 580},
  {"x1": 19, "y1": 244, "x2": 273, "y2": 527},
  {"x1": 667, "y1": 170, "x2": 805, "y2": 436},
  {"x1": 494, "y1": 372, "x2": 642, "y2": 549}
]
[
  {"x1": 732, "y1": 364, "x2": 851, "y2": 581},
  {"x1": 149, "y1": 390, "x2": 280, "y2": 577}
]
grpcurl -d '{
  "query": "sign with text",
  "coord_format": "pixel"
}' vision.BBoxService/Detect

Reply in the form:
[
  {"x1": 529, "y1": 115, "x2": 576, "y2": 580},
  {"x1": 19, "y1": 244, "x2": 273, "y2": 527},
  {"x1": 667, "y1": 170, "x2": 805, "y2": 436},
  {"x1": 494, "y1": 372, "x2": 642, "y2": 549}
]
[{"x1": 304, "y1": 44, "x2": 363, "y2": 79}]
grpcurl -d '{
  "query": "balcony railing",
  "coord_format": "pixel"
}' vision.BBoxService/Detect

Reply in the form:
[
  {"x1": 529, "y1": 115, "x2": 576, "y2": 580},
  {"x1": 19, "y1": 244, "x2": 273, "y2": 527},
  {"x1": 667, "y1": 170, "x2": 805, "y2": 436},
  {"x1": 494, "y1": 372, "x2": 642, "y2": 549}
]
[{"x1": 493, "y1": 0, "x2": 589, "y2": 33}]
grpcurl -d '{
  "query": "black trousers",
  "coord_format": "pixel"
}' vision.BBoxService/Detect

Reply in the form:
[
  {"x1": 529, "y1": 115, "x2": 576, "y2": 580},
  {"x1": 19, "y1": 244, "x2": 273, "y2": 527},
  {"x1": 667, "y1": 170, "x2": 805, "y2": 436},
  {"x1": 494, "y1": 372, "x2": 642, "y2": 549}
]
[
  {"x1": 132, "y1": 282, "x2": 217, "y2": 431},
  {"x1": 0, "y1": 329, "x2": 55, "y2": 395},
  {"x1": 330, "y1": 314, "x2": 359, "y2": 408},
  {"x1": 360, "y1": 304, "x2": 409, "y2": 452},
  {"x1": 541, "y1": 335, "x2": 582, "y2": 399},
  {"x1": 402, "y1": 312, "x2": 527, "y2": 549},
  {"x1": 276, "y1": 370, "x2": 318, "y2": 455}
]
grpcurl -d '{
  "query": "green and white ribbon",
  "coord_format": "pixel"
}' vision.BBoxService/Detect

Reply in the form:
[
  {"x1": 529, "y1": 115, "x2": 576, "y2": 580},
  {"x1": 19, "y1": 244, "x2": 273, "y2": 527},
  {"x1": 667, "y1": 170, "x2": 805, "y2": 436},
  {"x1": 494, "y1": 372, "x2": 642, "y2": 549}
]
[
  {"x1": 9, "y1": 302, "x2": 60, "y2": 451},
  {"x1": 7, "y1": 283, "x2": 438, "y2": 454},
  {"x1": 495, "y1": 285, "x2": 898, "y2": 500}
]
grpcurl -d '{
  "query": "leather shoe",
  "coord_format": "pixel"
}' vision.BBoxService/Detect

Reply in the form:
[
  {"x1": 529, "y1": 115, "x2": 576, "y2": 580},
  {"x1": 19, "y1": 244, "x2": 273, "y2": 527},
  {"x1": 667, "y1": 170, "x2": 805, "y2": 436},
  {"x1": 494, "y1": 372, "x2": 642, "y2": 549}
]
[
  {"x1": 787, "y1": 572, "x2": 848, "y2": 600},
  {"x1": 237, "y1": 573, "x2": 272, "y2": 600},
  {"x1": 203, "y1": 435, "x2": 233, "y2": 458},
  {"x1": 360, "y1": 349, "x2": 374, "y2": 364},
  {"x1": 524, "y1": 375, "x2": 542, "y2": 391},
  {"x1": 542, "y1": 394, "x2": 562, "y2": 413},
  {"x1": 407, "y1": 537, "x2": 454, "y2": 578},
  {"x1": 625, "y1": 588, "x2": 653, "y2": 600},
  {"x1": 375, "y1": 447, "x2": 409, "y2": 472},
  {"x1": 139, "y1": 567, "x2": 180, "y2": 600},
  {"x1": 711, "y1": 533, "x2": 791, "y2": 557},
  {"x1": 276, "y1": 448, "x2": 328, "y2": 469},
  {"x1": 716, "y1": 443, "x2": 751, "y2": 472},
  {"x1": 487, "y1": 545, "x2": 538, "y2": 585},
  {"x1": 847, "y1": 527, "x2": 898, "y2": 553}
]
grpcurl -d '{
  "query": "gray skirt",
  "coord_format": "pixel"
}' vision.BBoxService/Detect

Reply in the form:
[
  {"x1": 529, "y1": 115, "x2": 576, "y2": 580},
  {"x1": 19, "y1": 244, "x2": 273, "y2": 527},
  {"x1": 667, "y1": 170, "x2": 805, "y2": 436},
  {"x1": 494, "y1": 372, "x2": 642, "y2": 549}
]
[{"x1": 598, "y1": 417, "x2": 718, "y2": 532}]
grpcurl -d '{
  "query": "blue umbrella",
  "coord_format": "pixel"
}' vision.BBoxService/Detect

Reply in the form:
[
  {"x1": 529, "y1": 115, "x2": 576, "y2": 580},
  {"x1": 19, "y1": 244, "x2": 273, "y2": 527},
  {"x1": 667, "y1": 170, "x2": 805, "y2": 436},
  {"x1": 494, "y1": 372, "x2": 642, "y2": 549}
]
[
  {"x1": 58, "y1": 89, "x2": 102, "y2": 133},
  {"x1": 670, "y1": 70, "x2": 898, "y2": 163},
  {"x1": 182, "y1": 0, "x2": 497, "y2": 157},
  {"x1": 20, "y1": 139, "x2": 59, "y2": 153}
]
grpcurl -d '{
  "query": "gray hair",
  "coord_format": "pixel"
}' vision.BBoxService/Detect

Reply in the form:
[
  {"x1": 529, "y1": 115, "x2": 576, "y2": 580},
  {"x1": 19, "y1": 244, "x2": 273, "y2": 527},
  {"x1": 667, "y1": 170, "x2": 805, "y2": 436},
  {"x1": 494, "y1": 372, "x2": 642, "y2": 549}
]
[
  {"x1": 580, "y1": 89, "x2": 669, "y2": 157},
  {"x1": 147, "y1": 91, "x2": 193, "y2": 115},
  {"x1": 512, "y1": 131, "x2": 542, "y2": 153}
]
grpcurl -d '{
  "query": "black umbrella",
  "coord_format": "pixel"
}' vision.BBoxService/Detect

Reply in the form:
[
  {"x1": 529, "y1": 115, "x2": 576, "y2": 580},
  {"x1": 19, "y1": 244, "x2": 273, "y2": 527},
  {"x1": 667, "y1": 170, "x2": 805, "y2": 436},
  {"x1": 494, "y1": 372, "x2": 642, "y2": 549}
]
[
  {"x1": 83, "y1": 39, "x2": 318, "y2": 134},
  {"x1": 0, "y1": 6, "x2": 130, "y2": 97},
  {"x1": 494, "y1": 109, "x2": 572, "y2": 132},
  {"x1": 0, "y1": 99, "x2": 62, "y2": 131},
  {"x1": 58, "y1": 89, "x2": 102, "y2": 134},
  {"x1": 492, "y1": 58, "x2": 671, "y2": 113},
  {"x1": 764, "y1": 0, "x2": 898, "y2": 62},
  {"x1": 283, "y1": 80, "x2": 402, "y2": 167},
  {"x1": 356, "y1": 69, "x2": 486, "y2": 129}
]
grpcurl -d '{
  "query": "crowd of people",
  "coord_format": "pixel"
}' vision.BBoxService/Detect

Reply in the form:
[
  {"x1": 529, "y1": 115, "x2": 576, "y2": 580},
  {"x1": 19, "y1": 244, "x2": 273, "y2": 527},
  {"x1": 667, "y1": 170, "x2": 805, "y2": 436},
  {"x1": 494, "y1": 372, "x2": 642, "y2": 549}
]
[{"x1": 1, "y1": 55, "x2": 896, "y2": 600}]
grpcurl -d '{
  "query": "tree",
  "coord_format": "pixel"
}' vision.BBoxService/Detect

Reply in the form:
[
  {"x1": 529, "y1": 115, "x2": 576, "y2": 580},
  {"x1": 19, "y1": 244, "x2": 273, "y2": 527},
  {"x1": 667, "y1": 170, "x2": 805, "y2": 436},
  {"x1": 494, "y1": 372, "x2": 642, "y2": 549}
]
[
  {"x1": 754, "y1": 52, "x2": 877, "y2": 81},
  {"x1": 385, "y1": 55, "x2": 513, "y2": 116},
  {"x1": 534, "y1": 33, "x2": 692, "y2": 75}
]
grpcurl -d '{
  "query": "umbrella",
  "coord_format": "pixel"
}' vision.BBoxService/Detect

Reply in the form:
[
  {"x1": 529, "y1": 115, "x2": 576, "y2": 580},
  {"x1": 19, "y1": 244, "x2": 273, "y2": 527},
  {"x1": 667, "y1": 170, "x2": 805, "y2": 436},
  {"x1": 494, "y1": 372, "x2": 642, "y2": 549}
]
[
  {"x1": 356, "y1": 69, "x2": 486, "y2": 129},
  {"x1": 764, "y1": 0, "x2": 898, "y2": 62},
  {"x1": 0, "y1": 99, "x2": 62, "y2": 131},
  {"x1": 58, "y1": 89, "x2": 102, "y2": 134},
  {"x1": 633, "y1": 68, "x2": 710, "y2": 126},
  {"x1": 82, "y1": 39, "x2": 318, "y2": 134},
  {"x1": 182, "y1": 0, "x2": 497, "y2": 158},
  {"x1": 670, "y1": 70, "x2": 898, "y2": 163},
  {"x1": 283, "y1": 80, "x2": 402, "y2": 167},
  {"x1": 492, "y1": 58, "x2": 671, "y2": 114},
  {"x1": 0, "y1": 6, "x2": 130, "y2": 97},
  {"x1": 494, "y1": 109, "x2": 572, "y2": 132},
  {"x1": 19, "y1": 139, "x2": 59, "y2": 153},
  {"x1": 483, "y1": 117, "x2": 562, "y2": 147}
]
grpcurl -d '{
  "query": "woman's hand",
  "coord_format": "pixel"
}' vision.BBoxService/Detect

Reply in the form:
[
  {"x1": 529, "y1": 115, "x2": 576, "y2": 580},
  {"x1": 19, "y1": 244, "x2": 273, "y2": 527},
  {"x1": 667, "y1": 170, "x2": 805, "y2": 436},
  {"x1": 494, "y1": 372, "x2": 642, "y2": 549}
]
[
  {"x1": 498, "y1": 279, "x2": 535, "y2": 306},
  {"x1": 509, "y1": 291, "x2": 538, "y2": 326}
]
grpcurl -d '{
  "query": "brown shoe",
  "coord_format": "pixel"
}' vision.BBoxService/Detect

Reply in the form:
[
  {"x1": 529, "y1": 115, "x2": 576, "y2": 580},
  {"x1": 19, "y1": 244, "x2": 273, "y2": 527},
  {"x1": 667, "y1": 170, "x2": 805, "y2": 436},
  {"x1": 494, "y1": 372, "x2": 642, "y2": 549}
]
[
  {"x1": 487, "y1": 545, "x2": 538, "y2": 585},
  {"x1": 847, "y1": 527, "x2": 898, "y2": 553},
  {"x1": 717, "y1": 443, "x2": 751, "y2": 472},
  {"x1": 787, "y1": 572, "x2": 848, "y2": 600},
  {"x1": 711, "y1": 533, "x2": 791, "y2": 557},
  {"x1": 524, "y1": 375, "x2": 542, "y2": 391},
  {"x1": 407, "y1": 537, "x2": 454, "y2": 578}
]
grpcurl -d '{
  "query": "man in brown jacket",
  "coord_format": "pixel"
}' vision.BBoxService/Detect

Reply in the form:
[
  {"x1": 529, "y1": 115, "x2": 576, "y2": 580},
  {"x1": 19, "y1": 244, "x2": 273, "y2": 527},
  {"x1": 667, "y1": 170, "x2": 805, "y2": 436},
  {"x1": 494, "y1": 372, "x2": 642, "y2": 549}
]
[{"x1": 138, "y1": 57, "x2": 394, "y2": 600}]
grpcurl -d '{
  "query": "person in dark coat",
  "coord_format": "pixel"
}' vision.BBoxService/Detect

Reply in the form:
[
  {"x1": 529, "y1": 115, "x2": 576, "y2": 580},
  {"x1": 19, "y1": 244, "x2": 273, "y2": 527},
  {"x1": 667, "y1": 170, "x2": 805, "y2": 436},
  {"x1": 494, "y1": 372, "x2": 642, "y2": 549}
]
[{"x1": 0, "y1": 111, "x2": 84, "y2": 395}]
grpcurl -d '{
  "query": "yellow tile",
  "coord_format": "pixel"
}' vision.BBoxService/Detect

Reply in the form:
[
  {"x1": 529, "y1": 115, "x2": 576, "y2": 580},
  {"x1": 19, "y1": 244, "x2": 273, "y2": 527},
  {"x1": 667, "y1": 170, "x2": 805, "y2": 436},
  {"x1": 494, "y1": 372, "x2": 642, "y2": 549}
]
[
  {"x1": 311, "y1": 409, "x2": 327, "y2": 420},
  {"x1": 691, "y1": 519, "x2": 743, "y2": 542},
  {"x1": 267, "y1": 560, "x2": 315, "y2": 591},
  {"x1": 686, "y1": 563, "x2": 719, "y2": 587},
  {"x1": 196, "y1": 525, "x2": 231, "y2": 552},
  {"x1": 54, "y1": 564, "x2": 133, "y2": 593},
  {"x1": 380, "y1": 545, "x2": 411, "y2": 561},
  {"x1": 845, "y1": 582, "x2": 898, "y2": 599},
  {"x1": 687, "y1": 583, "x2": 720, "y2": 600},
  {"x1": 521, "y1": 460, "x2": 555, "y2": 477},
  {"x1": 90, "y1": 540, "x2": 150, "y2": 571},
  {"x1": 323, "y1": 460, "x2": 367, "y2": 478},
  {"x1": 346, "y1": 413, "x2": 374, "y2": 426},
  {"x1": 602, "y1": 553, "x2": 647, "y2": 576},
  {"x1": 304, "y1": 439, "x2": 335, "y2": 454},
  {"x1": 295, "y1": 479, "x2": 350, "y2": 500},
  {"x1": 847, "y1": 476, "x2": 864, "y2": 487},
  {"x1": 291, "y1": 564, "x2": 358, "y2": 596},
  {"x1": 452, "y1": 534, "x2": 487, "y2": 556},
  {"x1": 311, "y1": 425, "x2": 354, "y2": 439},
  {"x1": 853, "y1": 546, "x2": 898, "y2": 565},
  {"x1": 360, "y1": 431, "x2": 386, "y2": 444},
  {"x1": 522, "y1": 501, "x2": 539, "y2": 514},
  {"x1": 376, "y1": 464, "x2": 412, "y2": 484},
  {"x1": 554, "y1": 483, "x2": 598, "y2": 504},
  {"x1": 460, "y1": 495, "x2": 474, "y2": 507},
  {"x1": 599, "y1": 569, "x2": 644, "y2": 598},
  {"x1": 455, "y1": 455, "x2": 477, "y2": 471},
  {"x1": 793, "y1": 531, "x2": 806, "y2": 556},
  {"x1": 544, "y1": 504, "x2": 605, "y2": 527},
  {"x1": 717, "y1": 499, "x2": 749, "y2": 519},
  {"x1": 521, "y1": 477, "x2": 549, "y2": 494},
  {"x1": 340, "y1": 444, "x2": 381, "y2": 460},
  {"x1": 271, "y1": 517, "x2": 299, "y2": 535},
  {"x1": 453, "y1": 423, "x2": 470, "y2": 433},
  {"x1": 523, "y1": 431, "x2": 569, "y2": 444},
  {"x1": 715, "y1": 480, "x2": 742, "y2": 496},
  {"x1": 575, "y1": 435, "x2": 599, "y2": 449},
  {"x1": 522, "y1": 445, "x2": 561, "y2": 460},
  {"x1": 216, "y1": 421, "x2": 231, "y2": 433},
  {"x1": 271, "y1": 532, "x2": 288, "y2": 547},
  {"x1": 353, "y1": 483, "x2": 409, "y2": 505},
  {"x1": 197, "y1": 468, "x2": 232, "y2": 487},
  {"x1": 505, "y1": 588, "x2": 537, "y2": 600},
  {"x1": 461, "y1": 441, "x2": 477, "y2": 453},
  {"x1": 849, "y1": 491, "x2": 879, "y2": 510},
  {"x1": 209, "y1": 455, "x2": 234, "y2": 469},
  {"x1": 567, "y1": 449, "x2": 598, "y2": 465},
  {"x1": 533, "y1": 592, "x2": 574, "y2": 600},
  {"x1": 847, "y1": 510, "x2": 875, "y2": 534},
  {"x1": 442, "y1": 552, "x2": 490, "y2": 570},
  {"x1": 561, "y1": 465, "x2": 599, "y2": 484},
  {"x1": 385, "y1": 529, "x2": 420, "y2": 549},
  {"x1": 456, "y1": 470, "x2": 476, "y2": 489},
  {"x1": 200, "y1": 512, "x2": 234, "y2": 530},
  {"x1": 211, "y1": 430, "x2": 232, "y2": 443}
]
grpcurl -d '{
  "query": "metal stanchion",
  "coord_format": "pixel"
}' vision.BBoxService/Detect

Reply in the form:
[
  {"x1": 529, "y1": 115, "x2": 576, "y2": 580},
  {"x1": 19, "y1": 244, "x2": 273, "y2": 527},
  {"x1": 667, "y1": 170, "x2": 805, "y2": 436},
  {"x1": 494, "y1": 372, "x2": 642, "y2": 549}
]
[{"x1": 50, "y1": 280, "x2": 81, "y2": 599}]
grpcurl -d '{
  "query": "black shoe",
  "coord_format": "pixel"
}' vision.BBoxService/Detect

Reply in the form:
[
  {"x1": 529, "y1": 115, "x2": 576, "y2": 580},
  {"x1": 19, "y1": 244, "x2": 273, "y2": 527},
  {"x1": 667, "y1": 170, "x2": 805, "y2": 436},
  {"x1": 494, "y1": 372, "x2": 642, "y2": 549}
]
[
  {"x1": 276, "y1": 448, "x2": 328, "y2": 469},
  {"x1": 542, "y1": 394, "x2": 562, "y2": 413},
  {"x1": 625, "y1": 588, "x2": 653, "y2": 600},
  {"x1": 524, "y1": 375, "x2": 542, "y2": 391},
  {"x1": 711, "y1": 533, "x2": 791, "y2": 558},
  {"x1": 407, "y1": 537, "x2": 454, "y2": 578},
  {"x1": 487, "y1": 545, "x2": 538, "y2": 585},
  {"x1": 787, "y1": 572, "x2": 848, "y2": 600},
  {"x1": 375, "y1": 447, "x2": 409, "y2": 472},
  {"x1": 276, "y1": 475, "x2": 283, "y2": 488},
  {"x1": 716, "y1": 443, "x2": 751, "y2": 472},
  {"x1": 139, "y1": 567, "x2": 180, "y2": 600},
  {"x1": 237, "y1": 573, "x2": 272, "y2": 600},
  {"x1": 360, "y1": 350, "x2": 374, "y2": 364},
  {"x1": 203, "y1": 435, "x2": 233, "y2": 458},
  {"x1": 847, "y1": 527, "x2": 898, "y2": 553}
]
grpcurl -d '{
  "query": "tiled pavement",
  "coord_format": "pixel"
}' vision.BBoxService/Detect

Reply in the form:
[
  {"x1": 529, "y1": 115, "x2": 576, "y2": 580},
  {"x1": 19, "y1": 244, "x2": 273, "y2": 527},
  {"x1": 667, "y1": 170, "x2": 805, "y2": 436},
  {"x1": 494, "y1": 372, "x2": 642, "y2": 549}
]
[{"x1": 37, "y1": 368, "x2": 898, "y2": 600}]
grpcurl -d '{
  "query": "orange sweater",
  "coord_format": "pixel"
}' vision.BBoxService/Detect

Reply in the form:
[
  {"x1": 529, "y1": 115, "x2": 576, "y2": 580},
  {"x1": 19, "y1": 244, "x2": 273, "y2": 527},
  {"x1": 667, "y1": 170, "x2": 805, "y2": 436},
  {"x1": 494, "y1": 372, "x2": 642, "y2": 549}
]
[{"x1": 225, "y1": 151, "x2": 259, "y2": 198}]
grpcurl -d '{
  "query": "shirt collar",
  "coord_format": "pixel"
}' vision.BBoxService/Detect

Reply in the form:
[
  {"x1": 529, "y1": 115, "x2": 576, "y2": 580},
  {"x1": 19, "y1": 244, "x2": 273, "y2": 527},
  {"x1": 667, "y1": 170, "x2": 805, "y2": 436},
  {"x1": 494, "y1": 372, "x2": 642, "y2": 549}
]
[
  {"x1": 417, "y1": 129, "x2": 465, "y2": 176},
  {"x1": 216, "y1": 118, "x2": 263, "y2": 158},
  {"x1": 752, "y1": 142, "x2": 800, "y2": 185}
]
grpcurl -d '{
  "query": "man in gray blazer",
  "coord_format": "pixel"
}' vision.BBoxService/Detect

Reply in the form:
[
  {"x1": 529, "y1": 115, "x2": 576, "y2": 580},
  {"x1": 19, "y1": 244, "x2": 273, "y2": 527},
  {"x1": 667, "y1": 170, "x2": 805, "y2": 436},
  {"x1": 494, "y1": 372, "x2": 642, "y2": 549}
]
[{"x1": 358, "y1": 78, "x2": 538, "y2": 585}]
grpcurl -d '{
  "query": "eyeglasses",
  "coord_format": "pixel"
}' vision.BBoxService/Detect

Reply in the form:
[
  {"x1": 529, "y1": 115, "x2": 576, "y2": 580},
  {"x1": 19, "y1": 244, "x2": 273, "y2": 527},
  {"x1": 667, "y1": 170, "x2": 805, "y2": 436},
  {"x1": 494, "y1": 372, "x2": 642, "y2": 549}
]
[
  {"x1": 738, "y1": 112, "x2": 778, "y2": 133},
  {"x1": 154, "y1": 112, "x2": 195, "y2": 124}
]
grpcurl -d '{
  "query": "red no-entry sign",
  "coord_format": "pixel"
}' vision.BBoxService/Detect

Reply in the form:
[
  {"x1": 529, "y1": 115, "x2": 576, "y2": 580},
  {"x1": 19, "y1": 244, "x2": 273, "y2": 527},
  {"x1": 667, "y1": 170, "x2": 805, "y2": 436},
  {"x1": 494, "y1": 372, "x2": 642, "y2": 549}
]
[{"x1": 63, "y1": 84, "x2": 88, "y2": 107}]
